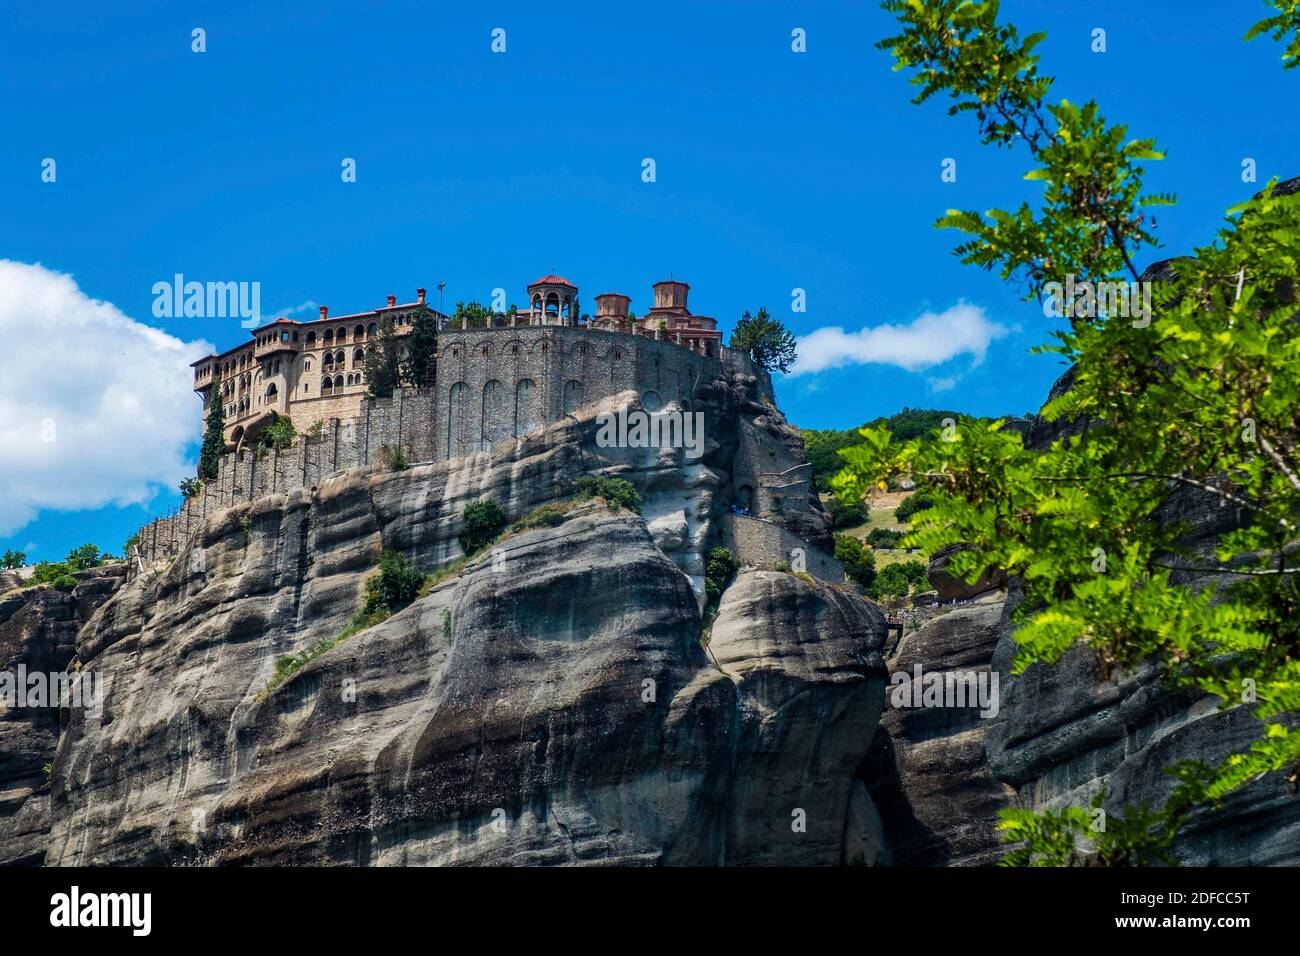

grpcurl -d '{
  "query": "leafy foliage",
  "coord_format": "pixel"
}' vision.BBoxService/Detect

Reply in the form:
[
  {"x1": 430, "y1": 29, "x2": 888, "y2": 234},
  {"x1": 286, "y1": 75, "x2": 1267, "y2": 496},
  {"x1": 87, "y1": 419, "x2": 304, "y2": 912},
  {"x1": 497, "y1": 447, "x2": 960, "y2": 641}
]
[
  {"x1": 381, "y1": 444, "x2": 410, "y2": 471},
  {"x1": 803, "y1": 408, "x2": 999, "y2": 491},
  {"x1": 1, "y1": 549, "x2": 26, "y2": 570},
  {"x1": 364, "y1": 315, "x2": 403, "y2": 399},
  {"x1": 1246, "y1": 1, "x2": 1300, "y2": 71},
  {"x1": 178, "y1": 477, "x2": 202, "y2": 499},
  {"x1": 574, "y1": 475, "x2": 643, "y2": 514},
  {"x1": 999, "y1": 786, "x2": 1190, "y2": 867},
  {"x1": 838, "y1": 0, "x2": 1300, "y2": 864},
  {"x1": 30, "y1": 561, "x2": 77, "y2": 589},
  {"x1": 894, "y1": 491, "x2": 935, "y2": 522},
  {"x1": 826, "y1": 495, "x2": 867, "y2": 529},
  {"x1": 257, "y1": 412, "x2": 297, "y2": 451},
  {"x1": 834, "y1": 534, "x2": 877, "y2": 589},
  {"x1": 867, "y1": 559, "x2": 928, "y2": 601},
  {"x1": 403, "y1": 310, "x2": 438, "y2": 387},
  {"x1": 867, "y1": 527, "x2": 904, "y2": 549},
  {"x1": 705, "y1": 547, "x2": 739, "y2": 600},
  {"x1": 729, "y1": 307, "x2": 798, "y2": 373},
  {"x1": 362, "y1": 550, "x2": 427, "y2": 616},
  {"x1": 451, "y1": 301, "x2": 495, "y2": 329},
  {"x1": 878, "y1": 0, "x2": 1171, "y2": 293},
  {"x1": 458, "y1": 498, "x2": 506, "y2": 555},
  {"x1": 65, "y1": 544, "x2": 101, "y2": 571}
]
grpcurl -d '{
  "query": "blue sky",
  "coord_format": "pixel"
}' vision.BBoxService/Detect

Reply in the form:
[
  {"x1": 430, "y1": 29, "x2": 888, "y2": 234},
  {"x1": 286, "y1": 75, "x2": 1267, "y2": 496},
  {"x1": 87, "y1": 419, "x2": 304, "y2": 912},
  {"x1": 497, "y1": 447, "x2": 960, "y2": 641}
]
[{"x1": 1, "y1": 0, "x2": 1296, "y2": 561}]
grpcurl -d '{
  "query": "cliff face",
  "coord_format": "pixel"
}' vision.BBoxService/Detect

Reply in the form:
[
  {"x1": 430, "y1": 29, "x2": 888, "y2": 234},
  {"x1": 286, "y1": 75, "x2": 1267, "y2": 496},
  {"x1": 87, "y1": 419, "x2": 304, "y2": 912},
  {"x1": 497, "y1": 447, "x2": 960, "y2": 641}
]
[
  {"x1": 12, "y1": 371, "x2": 886, "y2": 866},
  {"x1": 0, "y1": 566, "x2": 125, "y2": 865}
]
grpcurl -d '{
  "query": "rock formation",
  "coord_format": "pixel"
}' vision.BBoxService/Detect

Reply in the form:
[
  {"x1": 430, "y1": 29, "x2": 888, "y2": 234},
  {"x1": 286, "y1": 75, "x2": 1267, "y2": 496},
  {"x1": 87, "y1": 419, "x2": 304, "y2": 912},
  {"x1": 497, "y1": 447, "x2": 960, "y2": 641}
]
[{"x1": 5, "y1": 367, "x2": 887, "y2": 866}]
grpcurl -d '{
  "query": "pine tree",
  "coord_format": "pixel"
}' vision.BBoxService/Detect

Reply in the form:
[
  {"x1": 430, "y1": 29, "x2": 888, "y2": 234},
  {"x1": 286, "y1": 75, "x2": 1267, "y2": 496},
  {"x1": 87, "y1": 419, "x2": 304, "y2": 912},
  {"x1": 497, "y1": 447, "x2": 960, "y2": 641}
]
[
  {"x1": 198, "y1": 375, "x2": 226, "y2": 480},
  {"x1": 729, "y1": 307, "x2": 798, "y2": 373},
  {"x1": 403, "y1": 310, "x2": 438, "y2": 388}
]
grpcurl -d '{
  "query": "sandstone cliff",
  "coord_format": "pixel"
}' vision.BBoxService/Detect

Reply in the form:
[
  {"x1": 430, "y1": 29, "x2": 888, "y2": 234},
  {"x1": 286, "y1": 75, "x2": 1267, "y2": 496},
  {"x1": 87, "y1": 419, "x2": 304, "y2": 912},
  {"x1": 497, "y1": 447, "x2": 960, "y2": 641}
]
[{"x1": 6, "y1": 370, "x2": 887, "y2": 866}]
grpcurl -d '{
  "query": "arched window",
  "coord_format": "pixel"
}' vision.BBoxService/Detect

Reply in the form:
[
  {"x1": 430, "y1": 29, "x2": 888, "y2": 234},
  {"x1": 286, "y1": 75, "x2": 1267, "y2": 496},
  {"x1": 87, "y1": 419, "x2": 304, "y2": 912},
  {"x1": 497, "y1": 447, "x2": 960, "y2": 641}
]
[
  {"x1": 335, "y1": 350, "x2": 345, "y2": 366},
  {"x1": 322, "y1": 376, "x2": 333, "y2": 394},
  {"x1": 306, "y1": 331, "x2": 316, "y2": 346},
  {"x1": 355, "y1": 324, "x2": 365, "y2": 340},
  {"x1": 353, "y1": 347, "x2": 364, "y2": 365},
  {"x1": 334, "y1": 375, "x2": 343, "y2": 389},
  {"x1": 323, "y1": 329, "x2": 334, "y2": 346},
  {"x1": 323, "y1": 352, "x2": 334, "y2": 368},
  {"x1": 481, "y1": 380, "x2": 507, "y2": 450},
  {"x1": 563, "y1": 379, "x2": 583, "y2": 415},
  {"x1": 447, "y1": 382, "x2": 467, "y2": 459},
  {"x1": 368, "y1": 322, "x2": 376, "y2": 336},
  {"x1": 265, "y1": 383, "x2": 278, "y2": 402},
  {"x1": 514, "y1": 378, "x2": 541, "y2": 437}
]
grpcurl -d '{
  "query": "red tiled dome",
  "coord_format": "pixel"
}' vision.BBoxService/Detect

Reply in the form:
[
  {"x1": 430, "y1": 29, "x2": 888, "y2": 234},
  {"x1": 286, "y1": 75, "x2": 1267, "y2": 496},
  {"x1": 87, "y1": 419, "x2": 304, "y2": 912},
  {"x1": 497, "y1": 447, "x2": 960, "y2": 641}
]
[{"x1": 528, "y1": 275, "x2": 576, "y2": 288}]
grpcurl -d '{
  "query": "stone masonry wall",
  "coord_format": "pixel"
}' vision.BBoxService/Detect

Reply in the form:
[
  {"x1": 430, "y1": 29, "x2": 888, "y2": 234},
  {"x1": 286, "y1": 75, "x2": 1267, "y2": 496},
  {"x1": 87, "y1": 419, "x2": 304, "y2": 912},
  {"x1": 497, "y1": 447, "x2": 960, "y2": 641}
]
[
  {"x1": 138, "y1": 327, "x2": 747, "y2": 564},
  {"x1": 717, "y1": 513, "x2": 845, "y2": 583}
]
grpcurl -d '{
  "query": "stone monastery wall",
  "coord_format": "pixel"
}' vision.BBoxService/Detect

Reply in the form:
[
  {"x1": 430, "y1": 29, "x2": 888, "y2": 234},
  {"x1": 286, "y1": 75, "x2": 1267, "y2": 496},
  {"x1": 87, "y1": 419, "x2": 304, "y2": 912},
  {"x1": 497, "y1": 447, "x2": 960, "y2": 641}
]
[{"x1": 136, "y1": 327, "x2": 753, "y2": 565}]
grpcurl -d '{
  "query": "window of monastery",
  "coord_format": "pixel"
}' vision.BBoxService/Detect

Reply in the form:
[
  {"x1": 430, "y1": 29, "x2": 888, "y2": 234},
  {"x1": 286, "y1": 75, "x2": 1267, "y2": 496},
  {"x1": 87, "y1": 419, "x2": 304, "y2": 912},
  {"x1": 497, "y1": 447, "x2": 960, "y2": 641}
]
[
  {"x1": 354, "y1": 324, "x2": 364, "y2": 339},
  {"x1": 306, "y1": 331, "x2": 316, "y2": 345}
]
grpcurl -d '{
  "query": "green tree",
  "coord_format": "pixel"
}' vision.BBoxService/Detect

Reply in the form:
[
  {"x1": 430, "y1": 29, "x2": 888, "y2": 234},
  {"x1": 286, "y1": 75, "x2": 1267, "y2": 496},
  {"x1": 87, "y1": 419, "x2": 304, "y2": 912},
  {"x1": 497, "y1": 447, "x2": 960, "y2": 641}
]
[
  {"x1": 867, "y1": 559, "x2": 927, "y2": 602},
  {"x1": 179, "y1": 477, "x2": 202, "y2": 499},
  {"x1": 199, "y1": 374, "x2": 226, "y2": 481},
  {"x1": 257, "y1": 412, "x2": 297, "y2": 450},
  {"x1": 452, "y1": 301, "x2": 493, "y2": 329},
  {"x1": 30, "y1": 561, "x2": 76, "y2": 589},
  {"x1": 705, "y1": 547, "x2": 739, "y2": 600},
  {"x1": 834, "y1": 534, "x2": 877, "y2": 589},
  {"x1": 729, "y1": 307, "x2": 798, "y2": 374},
  {"x1": 867, "y1": 527, "x2": 904, "y2": 550},
  {"x1": 1, "y1": 549, "x2": 26, "y2": 570},
  {"x1": 833, "y1": 0, "x2": 1300, "y2": 863},
  {"x1": 65, "y1": 544, "x2": 101, "y2": 570},
  {"x1": 364, "y1": 315, "x2": 403, "y2": 399},
  {"x1": 826, "y1": 495, "x2": 867, "y2": 530},
  {"x1": 894, "y1": 491, "x2": 934, "y2": 522},
  {"x1": 404, "y1": 310, "x2": 438, "y2": 388},
  {"x1": 574, "y1": 475, "x2": 643, "y2": 514},
  {"x1": 362, "y1": 550, "x2": 427, "y2": 615},
  {"x1": 458, "y1": 498, "x2": 506, "y2": 555}
]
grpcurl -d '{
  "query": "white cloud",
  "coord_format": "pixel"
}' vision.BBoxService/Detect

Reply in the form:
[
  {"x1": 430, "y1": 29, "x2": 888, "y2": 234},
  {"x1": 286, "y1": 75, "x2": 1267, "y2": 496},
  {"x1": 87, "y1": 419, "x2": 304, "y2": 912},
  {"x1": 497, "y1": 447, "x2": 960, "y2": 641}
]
[
  {"x1": 789, "y1": 302, "x2": 1010, "y2": 376},
  {"x1": 269, "y1": 299, "x2": 318, "y2": 318},
  {"x1": 0, "y1": 261, "x2": 211, "y2": 535},
  {"x1": 927, "y1": 375, "x2": 960, "y2": 393}
]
